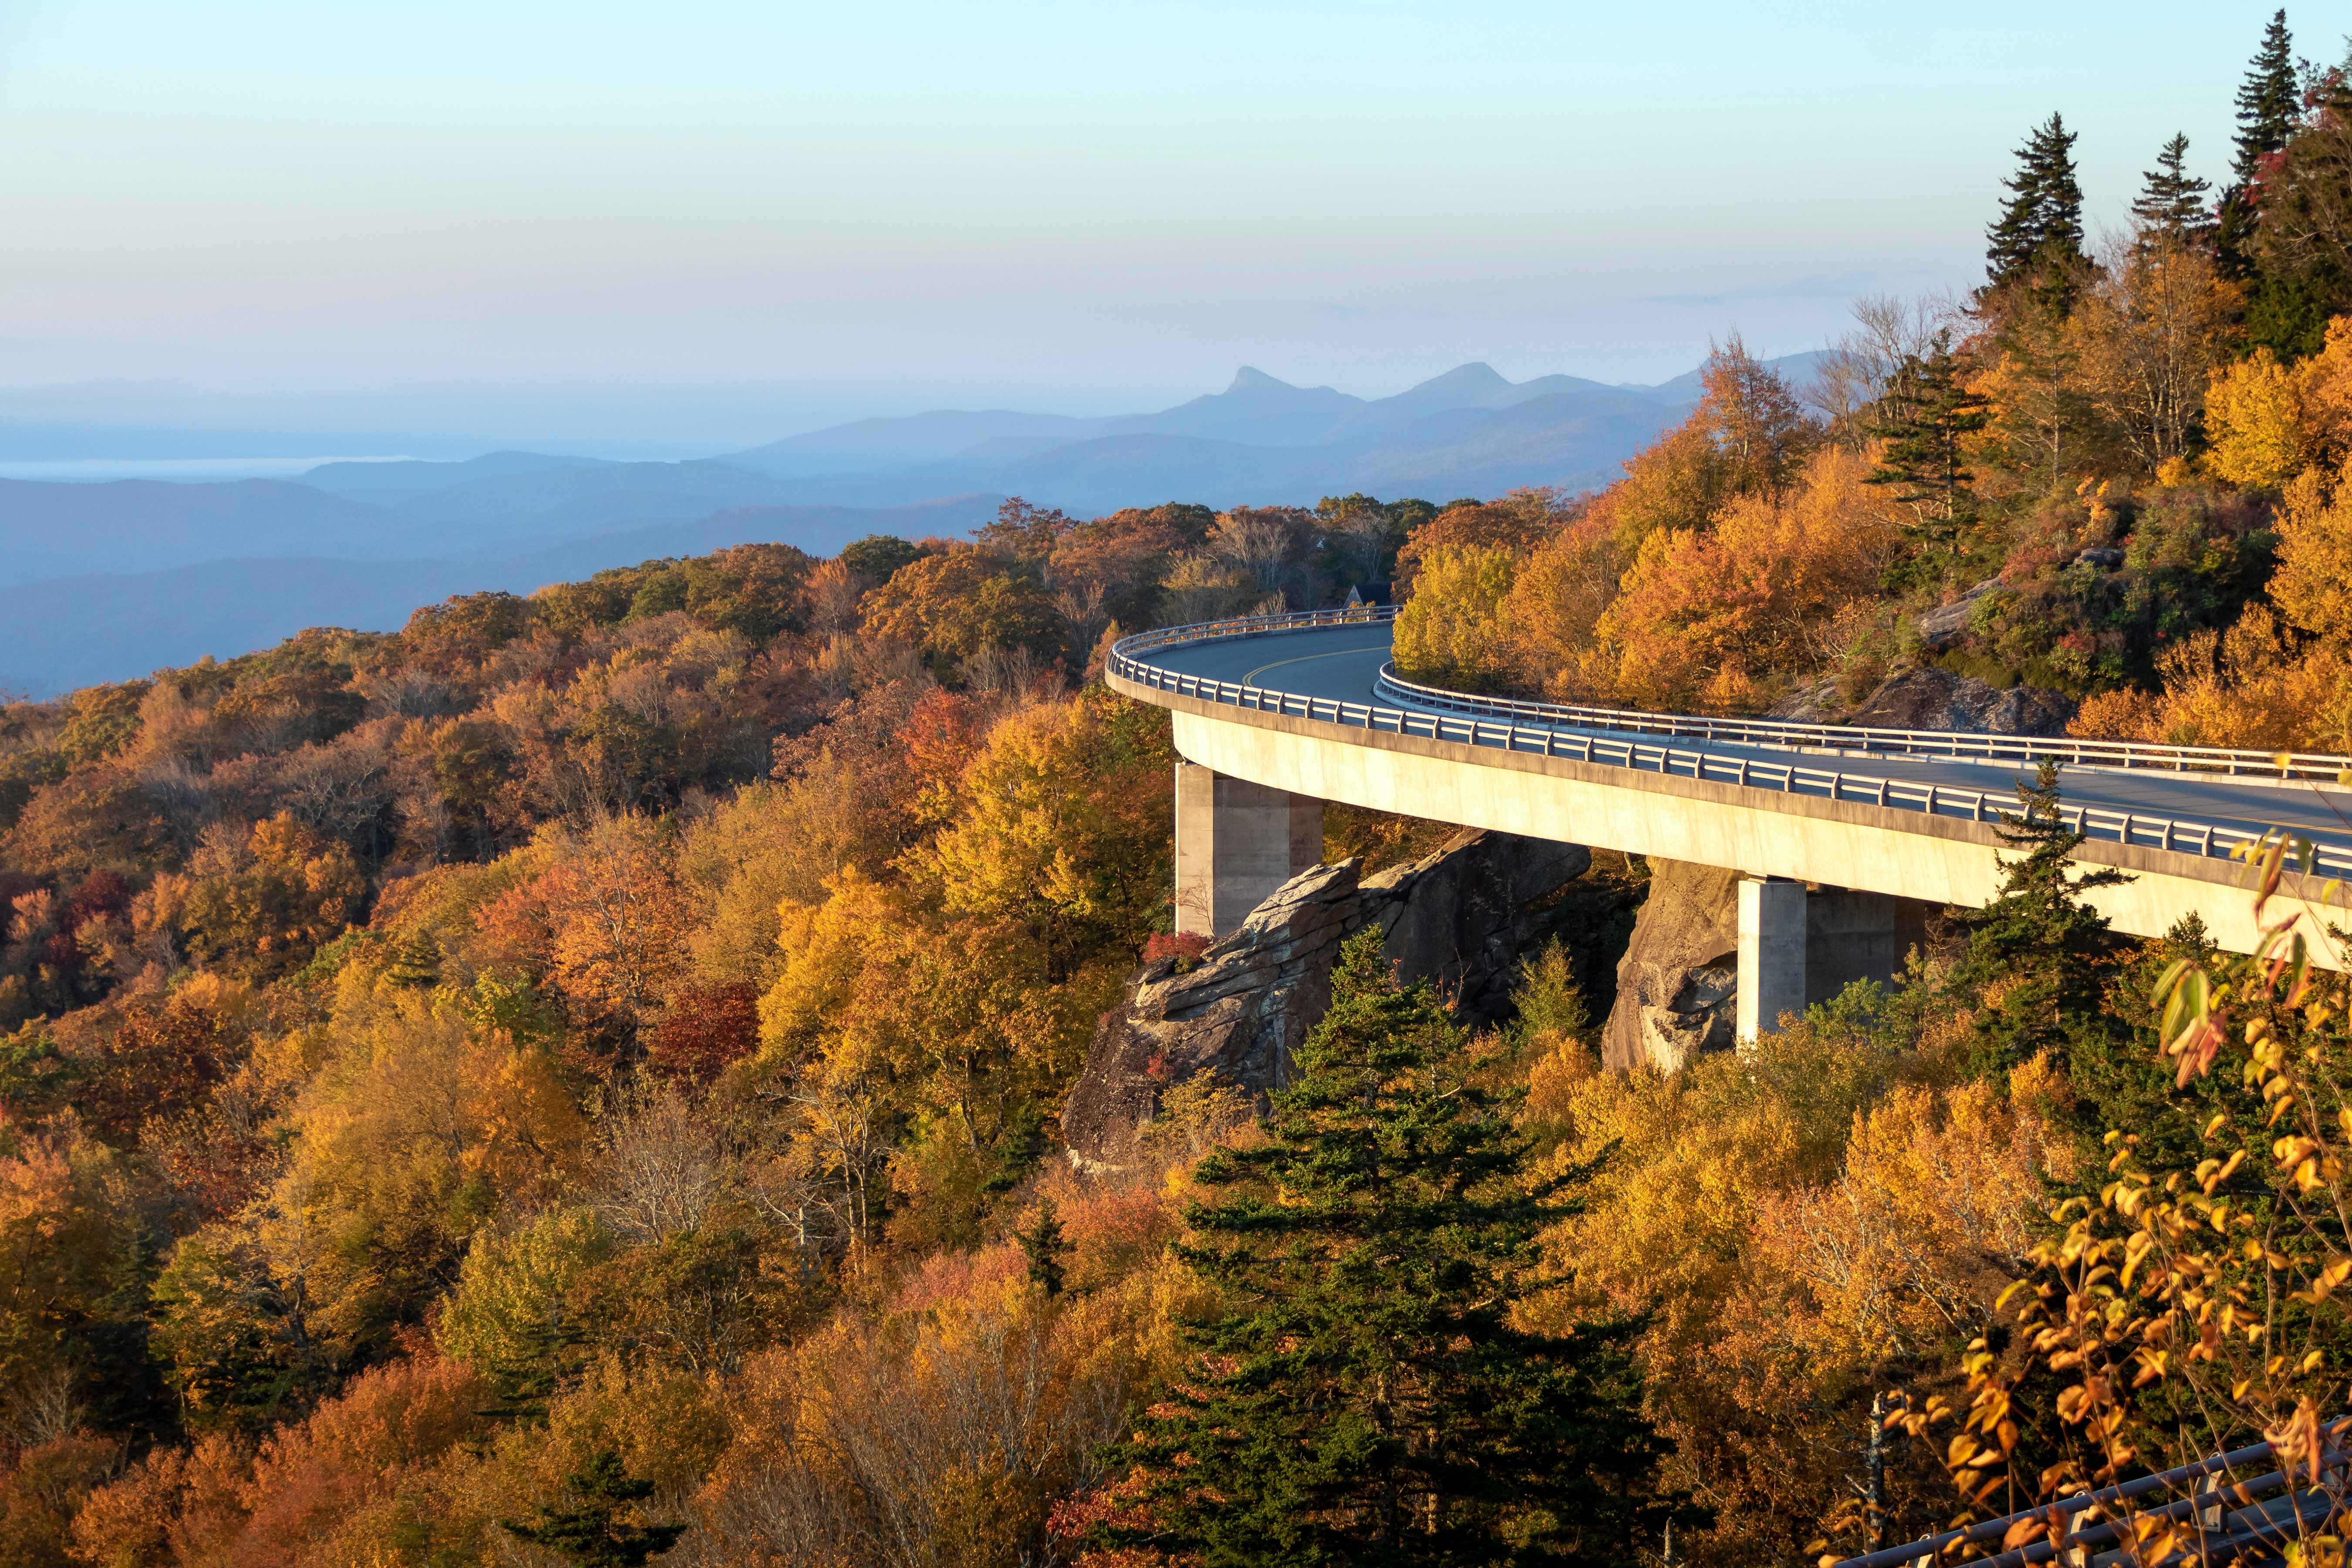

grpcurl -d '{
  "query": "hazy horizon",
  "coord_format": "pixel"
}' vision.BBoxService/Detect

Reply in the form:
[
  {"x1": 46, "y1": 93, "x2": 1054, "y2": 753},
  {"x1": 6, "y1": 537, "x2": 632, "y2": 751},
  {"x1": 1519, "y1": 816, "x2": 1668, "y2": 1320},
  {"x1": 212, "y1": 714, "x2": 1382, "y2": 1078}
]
[
  {"x1": 0, "y1": 352, "x2": 1778, "y2": 471},
  {"x1": 0, "y1": 0, "x2": 2294, "y2": 460}
]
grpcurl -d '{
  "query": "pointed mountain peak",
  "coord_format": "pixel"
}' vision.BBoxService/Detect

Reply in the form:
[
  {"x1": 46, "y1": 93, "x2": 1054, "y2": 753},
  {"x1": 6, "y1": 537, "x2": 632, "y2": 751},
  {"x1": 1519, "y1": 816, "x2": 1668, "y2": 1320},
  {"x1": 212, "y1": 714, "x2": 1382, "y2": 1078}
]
[
  {"x1": 1225, "y1": 365, "x2": 1301, "y2": 394},
  {"x1": 1413, "y1": 362, "x2": 1512, "y2": 392}
]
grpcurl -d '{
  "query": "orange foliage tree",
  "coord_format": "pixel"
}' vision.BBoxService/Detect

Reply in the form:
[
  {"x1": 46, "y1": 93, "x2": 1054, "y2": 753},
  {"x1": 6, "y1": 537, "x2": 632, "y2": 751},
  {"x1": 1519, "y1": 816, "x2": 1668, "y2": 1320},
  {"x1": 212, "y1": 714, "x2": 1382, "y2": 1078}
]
[{"x1": 1593, "y1": 447, "x2": 1899, "y2": 711}]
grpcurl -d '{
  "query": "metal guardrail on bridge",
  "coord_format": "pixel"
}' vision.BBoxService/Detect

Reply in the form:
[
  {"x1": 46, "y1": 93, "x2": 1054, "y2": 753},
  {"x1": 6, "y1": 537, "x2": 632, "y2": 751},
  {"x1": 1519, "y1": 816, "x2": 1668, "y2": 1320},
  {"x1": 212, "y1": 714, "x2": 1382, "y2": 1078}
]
[
  {"x1": 1107, "y1": 610, "x2": 2352, "y2": 878},
  {"x1": 1832, "y1": 1420, "x2": 2351, "y2": 1567}
]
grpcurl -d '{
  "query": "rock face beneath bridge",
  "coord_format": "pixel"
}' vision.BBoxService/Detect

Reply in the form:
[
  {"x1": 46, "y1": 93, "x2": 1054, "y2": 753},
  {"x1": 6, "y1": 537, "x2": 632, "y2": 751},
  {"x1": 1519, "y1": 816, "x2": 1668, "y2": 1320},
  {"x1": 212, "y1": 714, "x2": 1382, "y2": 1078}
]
[
  {"x1": 1600, "y1": 859, "x2": 1744, "y2": 1074},
  {"x1": 1600, "y1": 862, "x2": 1940, "y2": 1073},
  {"x1": 1061, "y1": 828, "x2": 1590, "y2": 1170}
]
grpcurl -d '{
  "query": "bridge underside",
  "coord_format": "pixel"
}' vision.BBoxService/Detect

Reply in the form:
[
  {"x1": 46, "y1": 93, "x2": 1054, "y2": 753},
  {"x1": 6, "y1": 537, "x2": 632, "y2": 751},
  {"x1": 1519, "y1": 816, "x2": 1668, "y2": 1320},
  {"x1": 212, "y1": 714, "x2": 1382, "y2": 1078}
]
[{"x1": 1175, "y1": 759, "x2": 1938, "y2": 1045}]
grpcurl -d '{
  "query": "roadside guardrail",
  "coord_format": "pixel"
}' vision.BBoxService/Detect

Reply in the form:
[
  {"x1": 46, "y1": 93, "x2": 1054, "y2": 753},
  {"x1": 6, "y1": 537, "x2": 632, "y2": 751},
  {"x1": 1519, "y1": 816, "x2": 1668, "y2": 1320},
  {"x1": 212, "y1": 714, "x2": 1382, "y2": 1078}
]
[{"x1": 1108, "y1": 609, "x2": 2352, "y2": 878}]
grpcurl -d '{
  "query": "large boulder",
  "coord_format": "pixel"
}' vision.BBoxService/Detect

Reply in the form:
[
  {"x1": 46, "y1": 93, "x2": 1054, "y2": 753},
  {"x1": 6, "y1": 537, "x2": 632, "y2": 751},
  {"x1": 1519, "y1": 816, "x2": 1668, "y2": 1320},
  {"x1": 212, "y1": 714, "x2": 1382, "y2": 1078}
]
[
  {"x1": 1913, "y1": 578, "x2": 2003, "y2": 653},
  {"x1": 1367, "y1": 828, "x2": 1595, "y2": 1021},
  {"x1": 1769, "y1": 660, "x2": 2075, "y2": 737},
  {"x1": 1842, "y1": 663, "x2": 2076, "y2": 737},
  {"x1": 1600, "y1": 859, "x2": 1743, "y2": 1074},
  {"x1": 1061, "y1": 828, "x2": 1591, "y2": 1169}
]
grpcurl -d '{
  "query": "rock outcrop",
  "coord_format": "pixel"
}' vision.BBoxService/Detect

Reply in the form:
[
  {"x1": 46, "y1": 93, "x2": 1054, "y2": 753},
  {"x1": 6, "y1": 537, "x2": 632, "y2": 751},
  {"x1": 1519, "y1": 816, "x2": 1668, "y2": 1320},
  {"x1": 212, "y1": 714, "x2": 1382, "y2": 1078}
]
[
  {"x1": 1061, "y1": 828, "x2": 1590, "y2": 1169},
  {"x1": 1913, "y1": 578, "x2": 2003, "y2": 652},
  {"x1": 1841, "y1": 663, "x2": 2076, "y2": 737},
  {"x1": 1769, "y1": 661, "x2": 2075, "y2": 737},
  {"x1": 1600, "y1": 859, "x2": 1742, "y2": 1074}
]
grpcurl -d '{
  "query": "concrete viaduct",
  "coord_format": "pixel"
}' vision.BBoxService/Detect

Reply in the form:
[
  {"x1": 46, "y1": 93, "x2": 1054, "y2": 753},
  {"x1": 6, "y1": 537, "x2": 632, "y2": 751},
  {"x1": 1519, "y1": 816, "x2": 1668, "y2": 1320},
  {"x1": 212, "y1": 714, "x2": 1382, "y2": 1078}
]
[{"x1": 1108, "y1": 608, "x2": 2352, "y2": 1041}]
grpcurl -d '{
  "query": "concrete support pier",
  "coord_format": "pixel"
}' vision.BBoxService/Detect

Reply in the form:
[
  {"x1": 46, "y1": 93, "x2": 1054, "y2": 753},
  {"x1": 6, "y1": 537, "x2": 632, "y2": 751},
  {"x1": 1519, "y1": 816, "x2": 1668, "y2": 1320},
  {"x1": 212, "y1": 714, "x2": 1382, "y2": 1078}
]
[
  {"x1": 1173, "y1": 761, "x2": 1325, "y2": 937},
  {"x1": 1737, "y1": 877, "x2": 1808, "y2": 1044},
  {"x1": 1738, "y1": 881, "x2": 1936, "y2": 1044}
]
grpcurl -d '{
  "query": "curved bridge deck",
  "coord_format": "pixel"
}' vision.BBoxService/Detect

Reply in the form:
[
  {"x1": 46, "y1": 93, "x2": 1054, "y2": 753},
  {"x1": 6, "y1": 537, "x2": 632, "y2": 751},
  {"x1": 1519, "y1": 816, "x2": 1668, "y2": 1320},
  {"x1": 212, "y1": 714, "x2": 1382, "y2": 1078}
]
[{"x1": 1108, "y1": 610, "x2": 2352, "y2": 968}]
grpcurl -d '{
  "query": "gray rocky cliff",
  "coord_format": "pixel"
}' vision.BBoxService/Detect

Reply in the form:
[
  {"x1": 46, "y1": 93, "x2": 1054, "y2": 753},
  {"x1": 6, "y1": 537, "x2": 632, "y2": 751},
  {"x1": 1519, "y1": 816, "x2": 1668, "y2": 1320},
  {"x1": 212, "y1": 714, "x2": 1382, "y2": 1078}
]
[
  {"x1": 1061, "y1": 828, "x2": 1589, "y2": 1169},
  {"x1": 1599, "y1": 858, "x2": 1743, "y2": 1074}
]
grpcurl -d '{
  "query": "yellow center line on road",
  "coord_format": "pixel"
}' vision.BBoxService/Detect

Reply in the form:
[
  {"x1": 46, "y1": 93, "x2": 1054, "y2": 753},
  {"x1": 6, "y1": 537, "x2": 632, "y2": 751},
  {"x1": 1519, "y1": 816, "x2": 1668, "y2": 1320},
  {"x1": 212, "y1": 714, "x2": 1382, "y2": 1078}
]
[{"x1": 1241, "y1": 647, "x2": 1384, "y2": 686}]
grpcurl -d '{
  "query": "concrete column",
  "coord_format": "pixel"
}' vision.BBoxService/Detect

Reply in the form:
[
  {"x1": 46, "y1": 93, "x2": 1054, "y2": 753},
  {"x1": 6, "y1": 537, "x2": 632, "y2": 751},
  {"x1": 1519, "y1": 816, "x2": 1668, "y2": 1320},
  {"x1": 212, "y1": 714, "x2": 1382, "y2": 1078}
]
[
  {"x1": 1174, "y1": 760, "x2": 1325, "y2": 937},
  {"x1": 1737, "y1": 876, "x2": 1808, "y2": 1044}
]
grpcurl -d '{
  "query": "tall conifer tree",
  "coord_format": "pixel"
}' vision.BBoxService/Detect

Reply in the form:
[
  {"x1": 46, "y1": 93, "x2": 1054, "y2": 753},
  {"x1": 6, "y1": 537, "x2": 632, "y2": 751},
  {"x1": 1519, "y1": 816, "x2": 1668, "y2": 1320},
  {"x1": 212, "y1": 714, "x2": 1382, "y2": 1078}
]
[
  {"x1": 1985, "y1": 114, "x2": 2087, "y2": 307},
  {"x1": 2219, "y1": 10, "x2": 2300, "y2": 274},
  {"x1": 1866, "y1": 329, "x2": 1989, "y2": 566},
  {"x1": 1956, "y1": 761, "x2": 2130, "y2": 1076},
  {"x1": 2132, "y1": 133, "x2": 2213, "y2": 238},
  {"x1": 1102, "y1": 932, "x2": 1680, "y2": 1565},
  {"x1": 2234, "y1": 10, "x2": 2301, "y2": 186}
]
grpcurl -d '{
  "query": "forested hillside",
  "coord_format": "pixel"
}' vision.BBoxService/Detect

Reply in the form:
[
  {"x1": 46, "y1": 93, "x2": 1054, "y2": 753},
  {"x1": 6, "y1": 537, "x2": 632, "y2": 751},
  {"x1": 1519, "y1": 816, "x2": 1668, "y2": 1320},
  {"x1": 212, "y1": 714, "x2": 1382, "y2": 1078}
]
[{"x1": 6, "y1": 14, "x2": 2352, "y2": 1568}]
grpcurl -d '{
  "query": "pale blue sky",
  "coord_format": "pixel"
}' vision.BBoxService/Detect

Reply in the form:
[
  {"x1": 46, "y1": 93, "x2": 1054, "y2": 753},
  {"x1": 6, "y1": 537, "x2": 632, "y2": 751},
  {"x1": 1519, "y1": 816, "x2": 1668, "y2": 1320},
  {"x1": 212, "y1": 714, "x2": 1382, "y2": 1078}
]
[{"x1": 0, "y1": 1, "x2": 2328, "y2": 440}]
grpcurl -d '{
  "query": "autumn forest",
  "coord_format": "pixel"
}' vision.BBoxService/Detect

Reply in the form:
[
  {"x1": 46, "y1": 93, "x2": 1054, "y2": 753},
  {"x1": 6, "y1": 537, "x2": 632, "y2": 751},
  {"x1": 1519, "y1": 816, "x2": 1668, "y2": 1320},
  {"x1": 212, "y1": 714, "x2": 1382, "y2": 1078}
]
[{"x1": 9, "y1": 13, "x2": 2352, "y2": 1568}]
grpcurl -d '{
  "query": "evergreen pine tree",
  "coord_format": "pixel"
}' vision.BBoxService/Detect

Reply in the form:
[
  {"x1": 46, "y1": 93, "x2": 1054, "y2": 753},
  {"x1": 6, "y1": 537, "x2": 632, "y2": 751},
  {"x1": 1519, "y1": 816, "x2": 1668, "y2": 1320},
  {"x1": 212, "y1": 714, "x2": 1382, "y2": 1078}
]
[
  {"x1": 1955, "y1": 760, "x2": 2131, "y2": 1076},
  {"x1": 2033, "y1": 115, "x2": 2087, "y2": 277},
  {"x1": 1985, "y1": 114, "x2": 2088, "y2": 308},
  {"x1": 2131, "y1": 133, "x2": 2213, "y2": 238},
  {"x1": 384, "y1": 931, "x2": 441, "y2": 989},
  {"x1": 1984, "y1": 128, "x2": 2049, "y2": 291},
  {"x1": 1015, "y1": 1195, "x2": 1071, "y2": 1296},
  {"x1": 1104, "y1": 931, "x2": 1680, "y2": 1566},
  {"x1": 1865, "y1": 328, "x2": 1989, "y2": 566},
  {"x1": 500, "y1": 1451, "x2": 684, "y2": 1568},
  {"x1": 2219, "y1": 10, "x2": 2301, "y2": 274},
  {"x1": 476, "y1": 1313, "x2": 585, "y2": 1426},
  {"x1": 2234, "y1": 10, "x2": 2301, "y2": 187}
]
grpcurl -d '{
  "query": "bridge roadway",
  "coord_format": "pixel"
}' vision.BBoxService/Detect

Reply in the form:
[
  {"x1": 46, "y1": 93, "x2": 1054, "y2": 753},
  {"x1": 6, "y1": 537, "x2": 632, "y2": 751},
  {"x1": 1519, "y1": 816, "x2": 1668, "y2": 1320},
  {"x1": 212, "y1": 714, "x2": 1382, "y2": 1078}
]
[{"x1": 1109, "y1": 616, "x2": 2352, "y2": 971}]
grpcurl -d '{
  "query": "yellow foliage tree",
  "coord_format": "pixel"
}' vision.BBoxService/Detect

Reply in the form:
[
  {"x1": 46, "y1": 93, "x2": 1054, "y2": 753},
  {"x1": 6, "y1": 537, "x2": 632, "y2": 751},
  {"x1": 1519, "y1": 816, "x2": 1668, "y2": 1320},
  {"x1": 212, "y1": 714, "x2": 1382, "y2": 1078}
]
[
  {"x1": 2271, "y1": 459, "x2": 2352, "y2": 644},
  {"x1": 1521, "y1": 978, "x2": 2059, "y2": 1565},
  {"x1": 1389, "y1": 544, "x2": 1519, "y2": 691},
  {"x1": 1745, "y1": 1070, "x2": 2071, "y2": 1362},
  {"x1": 901, "y1": 684, "x2": 1173, "y2": 977},
  {"x1": 2204, "y1": 347, "x2": 2309, "y2": 488}
]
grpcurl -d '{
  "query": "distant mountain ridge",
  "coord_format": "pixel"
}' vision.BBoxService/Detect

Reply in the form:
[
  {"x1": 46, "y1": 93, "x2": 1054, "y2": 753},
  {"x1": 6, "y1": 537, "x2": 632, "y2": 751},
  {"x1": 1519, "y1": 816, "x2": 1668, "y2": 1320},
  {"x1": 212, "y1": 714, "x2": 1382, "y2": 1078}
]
[
  {"x1": 0, "y1": 350, "x2": 1827, "y2": 695},
  {"x1": 719, "y1": 356, "x2": 1778, "y2": 483}
]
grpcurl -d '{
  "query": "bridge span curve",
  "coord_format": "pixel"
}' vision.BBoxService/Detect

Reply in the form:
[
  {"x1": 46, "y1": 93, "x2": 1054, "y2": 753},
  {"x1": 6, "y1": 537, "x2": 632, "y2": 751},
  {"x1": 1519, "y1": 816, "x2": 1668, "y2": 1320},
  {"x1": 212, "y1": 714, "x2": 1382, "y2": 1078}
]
[{"x1": 1106, "y1": 608, "x2": 2352, "y2": 977}]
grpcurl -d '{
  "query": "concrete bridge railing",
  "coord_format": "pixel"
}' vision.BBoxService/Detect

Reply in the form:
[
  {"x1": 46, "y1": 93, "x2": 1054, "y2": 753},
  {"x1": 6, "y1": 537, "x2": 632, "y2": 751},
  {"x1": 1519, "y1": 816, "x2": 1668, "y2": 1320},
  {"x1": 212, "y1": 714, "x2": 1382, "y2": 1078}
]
[{"x1": 1108, "y1": 611, "x2": 2352, "y2": 880}]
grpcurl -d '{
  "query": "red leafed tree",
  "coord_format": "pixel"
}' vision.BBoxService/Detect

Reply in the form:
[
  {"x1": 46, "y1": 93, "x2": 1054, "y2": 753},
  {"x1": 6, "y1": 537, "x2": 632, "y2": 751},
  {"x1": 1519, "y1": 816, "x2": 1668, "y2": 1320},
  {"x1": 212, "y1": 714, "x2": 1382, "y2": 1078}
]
[{"x1": 648, "y1": 981, "x2": 760, "y2": 1081}]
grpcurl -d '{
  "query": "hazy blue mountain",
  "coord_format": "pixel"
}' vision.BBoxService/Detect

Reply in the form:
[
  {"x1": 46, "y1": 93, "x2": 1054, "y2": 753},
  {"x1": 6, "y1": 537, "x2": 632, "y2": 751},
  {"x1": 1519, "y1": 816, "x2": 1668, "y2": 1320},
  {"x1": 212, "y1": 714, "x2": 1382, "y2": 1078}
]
[
  {"x1": 706, "y1": 367, "x2": 1693, "y2": 514},
  {"x1": 1345, "y1": 392, "x2": 1688, "y2": 497},
  {"x1": 728, "y1": 411, "x2": 1100, "y2": 477},
  {"x1": 0, "y1": 496, "x2": 998, "y2": 698},
  {"x1": 1094, "y1": 366, "x2": 1366, "y2": 445},
  {"x1": 0, "y1": 478, "x2": 393, "y2": 588},
  {"x1": 1327, "y1": 366, "x2": 1664, "y2": 444},
  {"x1": 300, "y1": 450, "x2": 614, "y2": 495},
  {"x1": 710, "y1": 354, "x2": 1788, "y2": 511}
]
